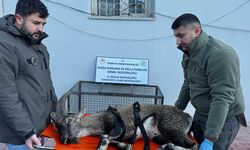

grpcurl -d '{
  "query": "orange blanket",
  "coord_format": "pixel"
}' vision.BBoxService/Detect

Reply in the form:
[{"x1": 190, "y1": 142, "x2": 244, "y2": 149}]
[{"x1": 41, "y1": 124, "x2": 160, "y2": 150}]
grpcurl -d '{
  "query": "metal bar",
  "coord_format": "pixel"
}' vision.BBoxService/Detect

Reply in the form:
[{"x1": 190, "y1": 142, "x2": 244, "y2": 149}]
[
  {"x1": 105, "y1": 0, "x2": 108, "y2": 15},
  {"x1": 67, "y1": 95, "x2": 71, "y2": 112},
  {"x1": 78, "y1": 81, "x2": 82, "y2": 111},
  {"x1": 97, "y1": 0, "x2": 100, "y2": 16},
  {"x1": 71, "y1": 91, "x2": 163, "y2": 99},
  {"x1": 154, "y1": 86, "x2": 158, "y2": 104},
  {"x1": 130, "y1": 84, "x2": 134, "y2": 95}
]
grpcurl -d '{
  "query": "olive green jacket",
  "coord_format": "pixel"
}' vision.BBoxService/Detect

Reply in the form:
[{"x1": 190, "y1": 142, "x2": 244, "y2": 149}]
[{"x1": 175, "y1": 32, "x2": 245, "y2": 141}]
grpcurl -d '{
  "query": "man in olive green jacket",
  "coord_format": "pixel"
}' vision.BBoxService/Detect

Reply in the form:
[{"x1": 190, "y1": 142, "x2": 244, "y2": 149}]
[
  {"x1": 0, "y1": 0, "x2": 57, "y2": 149},
  {"x1": 172, "y1": 13, "x2": 247, "y2": 150}
]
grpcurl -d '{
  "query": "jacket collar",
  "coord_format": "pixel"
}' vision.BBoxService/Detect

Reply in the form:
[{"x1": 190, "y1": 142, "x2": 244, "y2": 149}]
[{"x1": 178, "y1": 32, "x2": 209, "y2": 57}]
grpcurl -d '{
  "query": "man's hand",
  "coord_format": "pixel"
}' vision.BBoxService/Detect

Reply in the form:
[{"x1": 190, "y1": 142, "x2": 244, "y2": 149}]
[
  {"x1": 25, "y1": 134, "x2": 41, "y2": 149},
  {"x1": 200, "y1": 138, "x2": 213, "y2": 150}
]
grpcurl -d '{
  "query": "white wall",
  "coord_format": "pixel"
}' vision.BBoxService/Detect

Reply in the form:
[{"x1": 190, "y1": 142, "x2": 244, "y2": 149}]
[
  {"x1": 0, "y1": 0, "x2": 3, "y2": 17},
  {"x1": 3, "y1": 0, "x2": 250, "y2": 120}
]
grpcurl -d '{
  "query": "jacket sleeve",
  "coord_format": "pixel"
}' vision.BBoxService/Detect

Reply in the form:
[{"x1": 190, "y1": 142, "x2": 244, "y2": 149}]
[
  {"x1": 175, "y1": 79, "x2": 190, "y2": 110},
  {"x1": 0, "y1": 42, "x2": 34, "y2": 141},
  {"x1": 204, "y1": 50, "x2": 239, "y2": 141},
  {"x1": 175, "y1": 54, "x2": 190, "y2": 110}
]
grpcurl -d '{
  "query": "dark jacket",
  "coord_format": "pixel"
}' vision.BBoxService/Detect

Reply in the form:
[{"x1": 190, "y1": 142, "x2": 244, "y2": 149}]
[
  {"x1": 0, "y1": 15, "x2": 57, "y2": 144},
  {"x1": 175, "y1": 32, "x2": 245, "y2": 141}
]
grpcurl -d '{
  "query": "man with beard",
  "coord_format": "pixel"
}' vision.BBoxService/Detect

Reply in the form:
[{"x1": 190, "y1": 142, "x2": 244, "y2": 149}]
[
  {"x1": 172, "y1": 13, "x2": 247, "y2": 150},
  {"x1": 0, "y1": 0, "x2": 57, "y2": 149}
]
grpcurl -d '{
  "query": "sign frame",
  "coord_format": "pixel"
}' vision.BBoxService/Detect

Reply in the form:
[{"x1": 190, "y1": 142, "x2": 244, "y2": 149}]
[{"x1": 95, "y1": 56, "x2": 149, "y2": 85}]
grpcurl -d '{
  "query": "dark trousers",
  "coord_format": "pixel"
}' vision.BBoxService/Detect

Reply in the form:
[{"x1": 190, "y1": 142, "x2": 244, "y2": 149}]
[{"x1": 192, "y1": 113, "x2": 240, "y2": 150}]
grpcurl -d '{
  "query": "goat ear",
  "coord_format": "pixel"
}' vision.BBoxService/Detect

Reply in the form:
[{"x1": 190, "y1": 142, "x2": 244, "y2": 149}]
[
  {"x1": 50, "y1": 112, "x2": 57, "y2": 121},
  {"x1": 77, "y1": 107, "x2": 87, "y2": 119}
]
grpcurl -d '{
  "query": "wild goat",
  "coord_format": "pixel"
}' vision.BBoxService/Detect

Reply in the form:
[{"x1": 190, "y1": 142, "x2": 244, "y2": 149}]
[{"x1": 50, "y1": 95, "x2": 198, "y2": 150}]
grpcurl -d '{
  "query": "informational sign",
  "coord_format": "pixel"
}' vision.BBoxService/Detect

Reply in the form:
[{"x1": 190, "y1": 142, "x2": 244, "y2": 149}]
[{"x1": 95, "y1": 56, "x2": 149, "y2": 84}]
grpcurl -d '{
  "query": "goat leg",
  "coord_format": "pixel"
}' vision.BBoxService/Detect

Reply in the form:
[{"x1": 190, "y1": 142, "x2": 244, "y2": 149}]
[
  {"x1": 97, "y1": 135, "x2": 110, "y2": 150},
  {"x1": 110, "y1": 140, "x2": 132, "y2": 150},
  {"x1": 158, "y1": 127, "x2": 195, "y2": 148},
  {"x1": 157, "y1": 143, "x2": 199, "y2": 150}
]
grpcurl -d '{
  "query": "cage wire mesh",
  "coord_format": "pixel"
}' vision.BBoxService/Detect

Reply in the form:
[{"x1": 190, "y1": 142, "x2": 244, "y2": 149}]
[{"x1": 63, "y1": 81, "x2": 164, "y2": 114}]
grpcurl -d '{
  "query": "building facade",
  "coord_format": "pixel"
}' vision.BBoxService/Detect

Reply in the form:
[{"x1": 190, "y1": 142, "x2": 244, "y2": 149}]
[{"x1": 2, "y1": 0, "x2": 250, "y2": 120}]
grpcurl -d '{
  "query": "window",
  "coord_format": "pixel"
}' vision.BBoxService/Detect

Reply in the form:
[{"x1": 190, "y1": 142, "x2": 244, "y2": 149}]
[{"x1": 91, "y1": 0, "x2": 155, "y2": 20}]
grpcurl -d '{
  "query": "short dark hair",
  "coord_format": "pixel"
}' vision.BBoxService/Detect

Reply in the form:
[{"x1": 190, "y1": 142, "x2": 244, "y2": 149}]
[
  {"x1": 15, "y1": 0, "x2": 49, "y2": 18},
  {"x1": 171, "y1": 13, "x2": 201, "y2": 30}
]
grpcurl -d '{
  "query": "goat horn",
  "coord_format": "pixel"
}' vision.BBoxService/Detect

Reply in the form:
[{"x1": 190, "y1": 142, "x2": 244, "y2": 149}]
[
  {"x1": 55, "y1": 91, "x2": 72, "y2": 117},
  {"x1": 77, "y1": 107, "x2": 87, "y2": 119}
]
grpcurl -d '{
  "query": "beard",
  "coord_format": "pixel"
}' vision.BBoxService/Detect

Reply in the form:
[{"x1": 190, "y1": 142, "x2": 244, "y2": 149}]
[
  {"x1": 20, "y1": 23, "x2": 42, "y2": 42},
  {"x1": 179, "y1": 32, "x2": 197, "y2": 51}
]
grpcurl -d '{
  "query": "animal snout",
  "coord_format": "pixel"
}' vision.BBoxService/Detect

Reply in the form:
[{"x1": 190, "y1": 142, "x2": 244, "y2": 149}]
[
  {"x1": 60, "y1": 134, "x2": 72, "y2": 144},
  {"x1": 61, "y1": 135, "x2": 79, "y2": 144},
  {"x1": 68, "y1": 137, "x2": 79, "y2": 144}
]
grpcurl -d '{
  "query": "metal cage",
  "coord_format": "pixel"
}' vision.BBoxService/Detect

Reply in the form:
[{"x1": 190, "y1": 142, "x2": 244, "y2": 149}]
[{"x1": 61, "y1": 81, "x2": 164, "y2": 114}]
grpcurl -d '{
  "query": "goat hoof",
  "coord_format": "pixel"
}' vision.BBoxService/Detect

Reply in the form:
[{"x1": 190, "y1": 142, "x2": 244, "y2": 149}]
[{"x1": 158, "y1": 143, "x2": 175, "y2": 150}]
